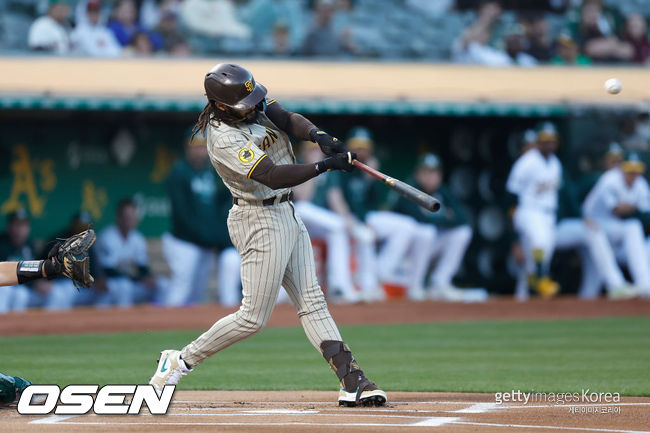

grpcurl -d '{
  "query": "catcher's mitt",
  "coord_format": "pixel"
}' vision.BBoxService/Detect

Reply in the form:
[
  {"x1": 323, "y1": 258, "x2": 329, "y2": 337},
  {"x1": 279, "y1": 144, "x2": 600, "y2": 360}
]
[{"x1": 48, "y1": 229, "x2": 96, "y2": 289}]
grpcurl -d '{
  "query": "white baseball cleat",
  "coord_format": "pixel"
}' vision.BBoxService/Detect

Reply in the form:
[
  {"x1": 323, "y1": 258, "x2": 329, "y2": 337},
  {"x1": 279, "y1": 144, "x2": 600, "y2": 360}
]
[
  {"x1": 338, "y1": 374, "x2": 387, "y2": 407},
  {"x1": 149, "y1": 349, "x2": 192, "y2": 395},
  {"x1": 608, "y1": 284, "x2": 638, "y2": 300}
]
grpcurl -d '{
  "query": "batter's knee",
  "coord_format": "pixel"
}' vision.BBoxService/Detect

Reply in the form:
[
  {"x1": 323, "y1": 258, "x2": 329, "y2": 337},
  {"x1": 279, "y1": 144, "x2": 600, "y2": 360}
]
[
  {"x1": 234, "y1": 308, "x2": 270, "y2": 335},
  {"x1": 296, "y1": 289, "x2": 329, "y2": 318}
]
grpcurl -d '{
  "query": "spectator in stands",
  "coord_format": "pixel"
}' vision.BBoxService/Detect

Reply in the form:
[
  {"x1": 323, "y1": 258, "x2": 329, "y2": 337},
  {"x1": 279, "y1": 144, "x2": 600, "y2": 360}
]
[
  {"x1": 551, "y1": 32, "x2": 593, "y2": 65},
  {"x1": 123, "y1": 31, "x2": 155, "y2": 56},
  {"x1": 180, "y1": 0, "x2": 251, "y2": 39},
  {"x1": 452, "y1": 1, "x2": 511, "y2": 66},
  {"x1": 393, "y1": 154, "x2": 473, "y2": 301},
  {"x1": 576, "y1": 1, "x2": 632, "y2": 63},
  {"x1": 503, "y1": 24, "x2": 538, "y2": 66},
  {"x1": 96, "y1": 198, "x2": 157, "y2": 307},
  {"x1": 28, "y1": 0, "x2": 71, "y2": 54},
  {"x1": 162, "y1": 130, "x2": 241, "y2": 307},
  {"x1": 520, "y1": 12, "x2": 553, "y2": 62},
  {"x1": 406, "y1": 0, "x2": 454, "y2": 18},
  {"x1": 269, "y1": 21, "x2": 293, "y2": 56},
  {"x1": 154, "y1": 10, "x2": 188, "y2": 54},
  {"x1": 302, "y1": 0, "x2": 352, "y2": 57},
  {"x1": 71, "y1": 0, "x2": 121, "y2": 57},
  {"x1": 242, "y1": 0, "x2": 281, "y2": 45},
  {"x1": 108, "y1": 0, "x2": 163, "y2": 50},
  {"x1": 139, "y1": 0, "x2": 182, "y2": 30},
  {"x1": 622, "y1": 13, "x2": 650, "y2": 65},
  {"x1": 292, "y1": 141, "x2": 359, "y2": 303}
]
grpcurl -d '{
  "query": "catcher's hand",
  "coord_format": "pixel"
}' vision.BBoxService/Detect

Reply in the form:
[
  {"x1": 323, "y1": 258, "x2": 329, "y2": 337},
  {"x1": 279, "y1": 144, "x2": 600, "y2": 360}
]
[{"x1": 48, "y1": 229, "x2": 96, "y2": 289}]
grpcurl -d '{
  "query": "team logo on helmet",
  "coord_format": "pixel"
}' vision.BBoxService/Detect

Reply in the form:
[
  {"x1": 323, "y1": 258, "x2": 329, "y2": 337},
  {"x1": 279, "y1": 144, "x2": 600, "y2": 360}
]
[
  {"x1": 238, "y1": 146, "x2": 255, "y2": 163},
  {"x1": 244, "y1": 80, "x2": 254, "y2": 93}
]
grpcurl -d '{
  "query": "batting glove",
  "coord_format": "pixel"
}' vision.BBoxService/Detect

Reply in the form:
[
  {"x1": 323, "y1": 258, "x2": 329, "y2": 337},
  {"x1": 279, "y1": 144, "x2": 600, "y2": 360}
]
[
  {"x1": 310, "y1": 129, "x2": 346, "y2": 156},
  {"x1": 316, "y1": 152, "x2": 357, "y2": 173}
]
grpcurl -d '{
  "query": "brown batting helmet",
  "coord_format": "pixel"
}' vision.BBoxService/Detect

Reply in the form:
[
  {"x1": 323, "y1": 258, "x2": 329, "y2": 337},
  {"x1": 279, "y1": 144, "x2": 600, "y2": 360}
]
[{"x1": 204, "y1": 63, "x2": 267, "y2": 111}]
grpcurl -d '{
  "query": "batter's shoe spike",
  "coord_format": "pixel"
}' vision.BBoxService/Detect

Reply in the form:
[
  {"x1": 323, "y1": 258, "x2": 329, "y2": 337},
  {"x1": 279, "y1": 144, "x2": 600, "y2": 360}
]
[
  {"x1": 338, "y1": 373, "x2": 387, "y2": 407},
  {"x1": 320, "y1": 340, "x2": 387, "y2": 407},
  {"x1": 149, "y1": 349, "x2": 192, "y2": 396}
]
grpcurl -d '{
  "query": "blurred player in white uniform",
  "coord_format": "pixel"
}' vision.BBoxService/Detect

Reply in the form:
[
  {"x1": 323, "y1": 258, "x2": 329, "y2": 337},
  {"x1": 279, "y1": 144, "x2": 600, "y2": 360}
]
[
  {"x1": 97, "y1": 198, "x2": 156, "y2": 307},
  {"x1": 507, "y1": 122, "x2": 562, "y2": 298},
  {"x1": 583, "y1": 152, "x2": 650, "y2": 297},
  {"x1": 292, "y1": 141, "x2": 359, "y2": 302},
  {"x1": 554, "y1": 143, "x2": 636, "y2": 299}
]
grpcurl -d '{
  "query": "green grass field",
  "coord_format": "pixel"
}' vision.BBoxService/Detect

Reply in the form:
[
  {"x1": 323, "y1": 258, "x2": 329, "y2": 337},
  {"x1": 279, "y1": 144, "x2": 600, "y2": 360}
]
[{"x1": 2, "y1": 317, "x2": 649, "y2": 395}]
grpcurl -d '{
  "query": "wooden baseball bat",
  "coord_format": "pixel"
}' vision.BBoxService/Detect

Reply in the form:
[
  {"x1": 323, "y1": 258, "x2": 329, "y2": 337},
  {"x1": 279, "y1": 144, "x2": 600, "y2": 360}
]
[{"x1": 352, "y1": 160, "x2": 441, "y2": 212}]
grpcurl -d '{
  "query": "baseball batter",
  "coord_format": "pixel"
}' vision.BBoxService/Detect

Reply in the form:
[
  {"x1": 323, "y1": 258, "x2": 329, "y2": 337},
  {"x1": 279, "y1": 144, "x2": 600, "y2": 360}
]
[{"x1": 149, "y1": 63, "x2": 386, "y2": 407}]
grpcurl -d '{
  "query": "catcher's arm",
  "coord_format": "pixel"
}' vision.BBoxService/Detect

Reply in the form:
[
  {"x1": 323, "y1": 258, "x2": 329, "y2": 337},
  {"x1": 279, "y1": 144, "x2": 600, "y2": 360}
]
[
  {"x1": 5, "y1": 258, "x2": 57, "y2": 287},
  {"x1": 0, "y1": 261, "x2": 26, "y2": 286}
]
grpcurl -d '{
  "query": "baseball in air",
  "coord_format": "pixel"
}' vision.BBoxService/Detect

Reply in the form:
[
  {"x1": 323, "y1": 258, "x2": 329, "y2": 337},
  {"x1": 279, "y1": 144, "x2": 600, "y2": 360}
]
[{"x1": 604, "y1": 78, "x2": 622, "y2": 94}]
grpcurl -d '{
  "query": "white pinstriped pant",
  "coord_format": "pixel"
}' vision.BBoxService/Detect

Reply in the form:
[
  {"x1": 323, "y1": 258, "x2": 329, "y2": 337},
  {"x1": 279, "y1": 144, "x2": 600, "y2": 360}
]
[{"x1": 181, "y1": 199, "x2": 342, "y2": 366}]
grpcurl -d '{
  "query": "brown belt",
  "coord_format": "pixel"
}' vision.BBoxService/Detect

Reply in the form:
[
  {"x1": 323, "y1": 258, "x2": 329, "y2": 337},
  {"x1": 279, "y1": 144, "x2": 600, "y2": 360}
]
[{"x1": 232, "y1": 191, "x2": 293, "y2": 207}]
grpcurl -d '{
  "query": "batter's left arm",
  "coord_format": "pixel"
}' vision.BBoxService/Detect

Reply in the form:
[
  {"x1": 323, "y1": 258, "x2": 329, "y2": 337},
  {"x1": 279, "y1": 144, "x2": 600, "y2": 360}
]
[{"x1": 265, "y1": 100, "x2": 345, "y2": 156}]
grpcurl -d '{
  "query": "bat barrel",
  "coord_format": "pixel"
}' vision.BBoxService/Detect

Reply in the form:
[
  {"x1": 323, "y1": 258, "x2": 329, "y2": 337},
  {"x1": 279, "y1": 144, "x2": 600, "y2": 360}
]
[{"x1": 352, "y1": 160, "x2": 440, "y2": 213}]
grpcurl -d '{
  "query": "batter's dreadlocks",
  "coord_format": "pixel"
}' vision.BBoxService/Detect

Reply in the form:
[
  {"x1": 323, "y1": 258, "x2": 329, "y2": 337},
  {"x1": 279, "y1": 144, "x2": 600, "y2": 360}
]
[
  {"x1": 192, "y1": 102, "x2": 216, "y2": 139},
  {"x1": 192, "y1": 101, "x2": 258, "y2": 139}
]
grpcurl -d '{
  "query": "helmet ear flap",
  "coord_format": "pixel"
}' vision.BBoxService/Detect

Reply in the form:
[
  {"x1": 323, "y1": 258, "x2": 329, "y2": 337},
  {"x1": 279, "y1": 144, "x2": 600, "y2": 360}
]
[{"x1": 256, "y1": 99, "x2": 267, "y2": 112}]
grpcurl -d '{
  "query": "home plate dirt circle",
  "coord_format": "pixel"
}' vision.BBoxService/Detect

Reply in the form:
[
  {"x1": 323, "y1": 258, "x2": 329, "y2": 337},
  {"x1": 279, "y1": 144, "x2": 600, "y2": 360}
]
[{"x1": 5, "y1": 391, "x2": 650, "y2": 433}]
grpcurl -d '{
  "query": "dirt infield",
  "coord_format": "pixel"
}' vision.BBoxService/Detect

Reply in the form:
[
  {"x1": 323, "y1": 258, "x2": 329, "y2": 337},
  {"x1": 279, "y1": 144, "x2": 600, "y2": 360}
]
[
  {"x1": 1, "y1": 297, "x2": 649, "y2": 337},
  {"x1": 2, "y1": 390, "x2": 649, "y2": 433},
  {"x1": 2, "y1": 298, "x2": 649, "y2": 432}
]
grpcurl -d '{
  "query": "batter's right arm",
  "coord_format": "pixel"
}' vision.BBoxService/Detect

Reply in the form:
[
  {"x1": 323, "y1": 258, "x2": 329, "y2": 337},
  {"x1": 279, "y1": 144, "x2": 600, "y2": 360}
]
[
  {"x1": 250, "y1": 152, "x2": 356, "y2": 190},
  {"x1": 265, "y1": 100, "x2": 345, "y2": 156}
]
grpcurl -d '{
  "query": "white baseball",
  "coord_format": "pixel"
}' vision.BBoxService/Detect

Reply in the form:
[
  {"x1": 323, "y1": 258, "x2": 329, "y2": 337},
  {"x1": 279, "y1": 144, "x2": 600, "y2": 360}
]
[{"x1": 605, "y1": 78, "x2": 622, "y2": 94}]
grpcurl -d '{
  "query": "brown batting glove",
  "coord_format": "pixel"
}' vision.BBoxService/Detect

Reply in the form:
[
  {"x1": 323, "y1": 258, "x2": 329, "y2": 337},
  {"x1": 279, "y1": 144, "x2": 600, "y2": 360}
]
[{"x1": 316, "y1": 152, "x2": 356, "y2": 173}]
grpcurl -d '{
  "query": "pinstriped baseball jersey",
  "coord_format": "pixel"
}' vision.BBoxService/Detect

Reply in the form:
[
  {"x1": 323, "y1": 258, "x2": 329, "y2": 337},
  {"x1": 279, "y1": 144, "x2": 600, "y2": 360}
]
[
  {"x1": 179, "y1": 102, "x2": 343, "y2": 367},
  {"x1": 206, "y1": 111, "x2": 294, "y2": 201}
]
